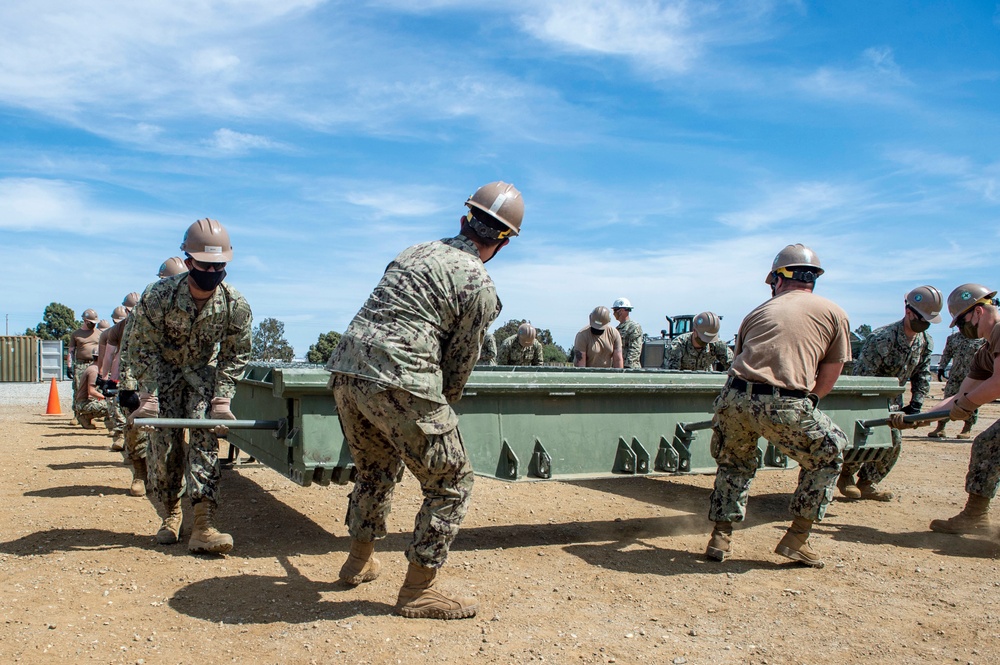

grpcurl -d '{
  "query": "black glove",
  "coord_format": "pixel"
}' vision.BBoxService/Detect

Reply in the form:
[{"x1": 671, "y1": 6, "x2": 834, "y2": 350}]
[
  {"x1": 95, "y1": 377, "x2": 107, "y2": 389},
  {"x1": 118, "y1": 389, "x2": 140, "y2": 411},
  {"x1": 106, "y1": 379, "x2": 118, "y2": 390},
  {"x1": 901, "y1": 403, "x2": 920, "y2": 415},
  {"x1": 937, "y1": 370, "x2": 945, "y2": 382}
]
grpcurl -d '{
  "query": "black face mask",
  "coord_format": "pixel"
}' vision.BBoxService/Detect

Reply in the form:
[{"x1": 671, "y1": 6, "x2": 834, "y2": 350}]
[
  {"x1": 590, "y1": 327, "x2": 605, "y2": 336},
  {"x1": 909, "y1": 317, "x2": 930, "y2": 333},
  {"x1": 959, "y1": 314, "x2": 979, "y2": 340},
  {"x1": 85, "y1": 321, "x2": 96, "y2": 329},
  {"x1": 189, "y1": 267, "x2": 226, "y2": 291}
]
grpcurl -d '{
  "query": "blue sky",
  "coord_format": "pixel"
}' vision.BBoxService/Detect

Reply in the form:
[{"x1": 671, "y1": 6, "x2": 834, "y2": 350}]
[{"x1": 2, "y1": 1, "x2": 999, "y2": 357}]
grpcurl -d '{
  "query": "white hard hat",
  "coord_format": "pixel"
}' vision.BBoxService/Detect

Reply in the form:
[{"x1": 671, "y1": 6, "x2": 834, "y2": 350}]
[{"x1": 612, "y1": 297, "x2": 633, "y2": 310}]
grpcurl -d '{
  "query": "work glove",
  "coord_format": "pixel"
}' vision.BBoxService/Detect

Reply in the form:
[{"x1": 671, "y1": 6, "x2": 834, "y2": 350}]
[
  {"x1": 950, "y1": 394, "x2": 978, "y2": 422},
  {"x1": 106, "y1": 379, "x2": 118, "y2": 390},
  {"x1": 888, "y1": 412, "x2": 918, "y2": 430},
  {"x1": 210, "y1": 397, "x2": 235, "y2": 436},
  {"x1": 95, "y1": 376, "x2": 107, "y2": 390},
  {"x1": 130, "y1": 392, "x2": 159, "y2": 431},
  {"x1": 901, "y1": 403, "x2": 920, "y2": 415},
  {"x1": 118, "y1": 389, "x2": 140, "y2": 411}
]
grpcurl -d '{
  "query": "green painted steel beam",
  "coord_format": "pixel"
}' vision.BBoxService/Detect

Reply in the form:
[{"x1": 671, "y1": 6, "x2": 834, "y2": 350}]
[{"x1": 228, "y1": 364, "x2": 903, "y2": 487}]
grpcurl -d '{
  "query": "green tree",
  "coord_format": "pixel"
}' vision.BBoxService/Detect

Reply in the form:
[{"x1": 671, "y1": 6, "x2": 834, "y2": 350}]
[
  {"x1": 251, "y1": 317, "x2": 295, "y2": 362},
  {"x1": 492, "y1": 318, "x2": 555, "y2": 346},
  {"x1": 25, "y1": 302, "x2": 79, "y2": 345},
  {"x1": 306, "y1": 330, "x2": 342, "y2": 364},
  {"x1": 543, "y1": 343, "x2": 569, "y2": 364},
  {"x1": 854, "y1": 324, "x2": 872, "y2": 339}
]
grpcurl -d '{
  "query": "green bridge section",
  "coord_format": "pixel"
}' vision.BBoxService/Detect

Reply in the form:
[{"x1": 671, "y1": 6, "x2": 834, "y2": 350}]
[{"x1": 229, "y1": 364, "x2": 903, "y2": 488}]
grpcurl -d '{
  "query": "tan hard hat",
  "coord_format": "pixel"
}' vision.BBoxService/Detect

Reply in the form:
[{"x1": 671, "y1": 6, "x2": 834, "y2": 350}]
[
  {"x1": 517, "y1": 323, "x2": 537, "y2": 346},
  {"x1": 765, "y1": 243, "x2": 824, "y2": 284},
  {"x1": 693, "y1": 311, "x2": 721, "y2": 343},
  {"x1": 97, "y1": 319, "x2": 111, "y2": 330},
  {"x1": 180, "y1": 218, "x2": 233, "y2": 262},
  {"x1": 947, "y1": 283, "x2": 998, "y2": 327},
  {"x1": 589, "y1": 306, "x2": 613, "y2": 330},
  {"x1": 111, "y1": 306, "x2": 128, "y2": 323},
  {"x1": 82, "y1": 308, "x2": 99, "y2": 322},
  {"x1": 905, "y1": 285, "x2": 943, "y2": 323},
  {"x1": 158, "y1": 256, "x2": 187, "y2": 278},
  {"x1": 122, "y1": 292, "x2": 140, "y2": 308},
  {"x1": 465, "y1": 181, "x2": 523, "y2": 238}
]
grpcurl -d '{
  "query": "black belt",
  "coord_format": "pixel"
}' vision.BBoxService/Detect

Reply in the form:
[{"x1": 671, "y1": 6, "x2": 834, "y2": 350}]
[{"x1": 728, "y1": 377, "x2": 809, "y2": 400}]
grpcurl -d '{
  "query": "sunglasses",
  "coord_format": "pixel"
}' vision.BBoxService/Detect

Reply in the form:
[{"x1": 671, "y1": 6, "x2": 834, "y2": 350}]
[{"x1": 189, "y1": 258, "x2": 227, "y2": 272}]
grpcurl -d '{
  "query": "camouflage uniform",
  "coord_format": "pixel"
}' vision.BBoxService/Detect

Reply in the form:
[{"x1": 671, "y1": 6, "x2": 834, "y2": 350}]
[
  {"x1": 939, "y1": 332, "x2": 985, "y2": 426},
  {"x1": 662, "y1": 332, "x2": 734, "y2": 371},
  {"x1": 75, "y1": 363, "x2": 110, "y2": 424},
  {"x1": 128, "y1": 274, "x2": 252, "y2": 505},
  {"x1": 328, "y1": 234, "x2": 500, "y2": 568},
  {"x1": 496, "y1": 334, "x2": 544, "y2": 366},
  {"x1": 117, "y1": 304, "x2": 150, "y2": 464},
  {"x1": 709, "y1": 386, "x2": 847, "y2": 522},
  {"x1": 847, "y1": 319, "x2": 932, "y2": 483},
  {"x1": 617, "y1": 319, "x2": 644, "y2": 369},
  {"x1": 477, "y1": 332, "x2": 497, "y2": 366}
]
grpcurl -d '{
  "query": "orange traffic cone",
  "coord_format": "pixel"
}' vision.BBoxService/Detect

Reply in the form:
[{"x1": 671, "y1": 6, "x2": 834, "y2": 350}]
[{"x1": 44, "y1": 377, "x2": 62, "y2": 415}]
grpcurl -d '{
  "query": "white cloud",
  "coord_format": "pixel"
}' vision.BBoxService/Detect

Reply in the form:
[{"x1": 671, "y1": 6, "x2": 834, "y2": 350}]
[
  {"x1": 717, "y1": 181, "x2": 861, "y2": 231},
  {"x1": 0, "y1": 177, "x2": 180, "y2": 234},
  {"x1": 205, "y1": 128, "x2": 280, "y2": 155},
  {"x1": 797, "y1": 45, "x2": 912, "y2": 103}
]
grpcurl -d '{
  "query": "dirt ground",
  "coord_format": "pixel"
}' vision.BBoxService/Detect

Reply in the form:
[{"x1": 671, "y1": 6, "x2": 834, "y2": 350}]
[{"x1": 1, "y1": 382, "x2": 999, "y2": 665}]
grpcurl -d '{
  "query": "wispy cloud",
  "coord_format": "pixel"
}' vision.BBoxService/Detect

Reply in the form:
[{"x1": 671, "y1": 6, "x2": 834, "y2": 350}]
[
  {"x1": 797, "y1": 45, "x2": 912, "y2": 103},
  {"x1": 0, "y1": 177, "x2": 181, "y2": 234},
  {"x1": 886, "y1": 148, "x2": 1000, "y2": 203},
  {"x1": 204, "y1": 128, "x2": 281, "y2": 155},
  {"x1": 717, "y1": 181, "x2": 863, "y2": 231}
]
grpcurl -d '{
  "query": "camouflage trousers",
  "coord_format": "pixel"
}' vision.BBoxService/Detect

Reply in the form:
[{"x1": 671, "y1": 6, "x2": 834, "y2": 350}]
[
  {"x1": 708, "y1": 386, "x2": 847, "y2": 523},
  {"x1": 965, "y1": 418, "x2": 1000, "y2": 497},
  {"x1": 332, "y1": 375, "x2": 474, "y2": 569},
  {"x1": 147, "y1": 380, "x2": 220, "y2": 506},
  {"x1": 943, "y1": 377, "x2": 978, "y2": 427},
  {"x1": 119, "y1": 401, "x2": 148, "y2": 463},
  {"x1": 106, "y1": 399, "x2": 127, "y2": 437},
  {"x1": 76, "y1": 397, "x2": 109, "y2": 423},
  {"x1": 72, "y1": 364, "x2": 89, "y2": 415}
]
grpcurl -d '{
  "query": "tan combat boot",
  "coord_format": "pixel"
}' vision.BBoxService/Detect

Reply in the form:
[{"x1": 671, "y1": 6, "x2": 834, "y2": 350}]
[
  {"x1": 79, "y1": 414, "x2": 96, "y2": 430},
  {"x1": 339, "y1": 540, "x2": 381, "y2": 585},
  {"x1": 927, "y1": 421, "x2": 947, "y2": 438},
  {"x1": 930, "y1": 494, "x2": 991, "y2": 534},
  {"x1": 837, "y1": 470, "x2": 862, "y2": 500},
  {"x1": 110, "y1": 434, "x2": 125, "y2": 452},
  {"x1": 774, "y1": 516, "x2": 825, "y2": 568},
  {"x1": 395, "y1": 563, "x2": 477, "y2": 620},
  {"x1": 705, "y1": 521, "x2": 733, "y2": 561},
  {"x1": 156, "y1": 498, "x2": 183, "y2": 544},
  {"x1": 129, "y1": 458, "x2": 147, "y2": 497},
  {"x1": 857, "y1": 480, "x2": 894, "y2": 502},
  {"x1": 956, "y1": 422, "x2": 974, "y2": 440},
  {"x1": 188, "y1": 500, "x2": 233, "y2": 554}
]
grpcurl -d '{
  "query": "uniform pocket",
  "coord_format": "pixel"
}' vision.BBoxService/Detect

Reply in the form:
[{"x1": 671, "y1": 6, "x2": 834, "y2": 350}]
[{"x1": 415, "y1": 403, "x2": 460, "y2": 436}]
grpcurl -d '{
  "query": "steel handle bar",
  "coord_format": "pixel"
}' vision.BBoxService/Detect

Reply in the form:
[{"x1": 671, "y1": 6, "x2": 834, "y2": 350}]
[
  {"x1": 133, "y1": 418, "x2": 282, "y2": 430},
  {"x1": 859, "y1": 409, "x2": 951, "y2": 429}
]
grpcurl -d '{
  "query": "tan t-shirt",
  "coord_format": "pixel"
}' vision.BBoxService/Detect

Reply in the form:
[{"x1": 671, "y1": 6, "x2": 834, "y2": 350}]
[
  {"x1": 75, "y1": 363, "x2": 99, "y2": 403},
  {"x1": 966, "y1": 322, "x2": 1000, "y2": 381},
  {"x1": 730, "y1": 289, "x2": 851, "y2": 392},
  {"x1": 573, "y1": 326, "x2": 623, "y2": 368},
  {"x1": 69, "y1": 326, "x2": 101, "y2": 362}
]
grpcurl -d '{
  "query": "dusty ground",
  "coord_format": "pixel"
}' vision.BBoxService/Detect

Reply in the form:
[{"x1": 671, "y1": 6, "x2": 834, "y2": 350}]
[{"x1": 1, "y1": 382, "x2": 998, "y2": 665}]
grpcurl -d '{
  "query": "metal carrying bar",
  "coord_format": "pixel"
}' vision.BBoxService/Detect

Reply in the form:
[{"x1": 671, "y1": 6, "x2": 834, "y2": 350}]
[
  {"x1": 859, "y1": 409, "x2": 951, "y2": 430},
  {"x1": 133, "y1": 418, "x2": 283, "y2": 430}
]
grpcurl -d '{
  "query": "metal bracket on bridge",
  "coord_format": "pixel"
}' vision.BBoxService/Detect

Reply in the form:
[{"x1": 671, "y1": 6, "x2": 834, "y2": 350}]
[
  {"x1": 655, "y1": 435, "x2": 680, "y2": 472},
  {"x1": 764, "y1": 444, "x2": 789, "y2": 468},
  {"x1": 673, "y1": 420, "x2": 712, "y2": 473},
  {"x1": 496, "y1": 440, "x2": 519, "y2": 480},
  {"x1": 613, "y1": 437, "x2": 651, "y2": 475},
  {"x1": 855, "y1": 409, "x2": 952, "y2": 447},
  {"x1": 528, "y1": 439, "x2": 553, "y2": 479}
]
